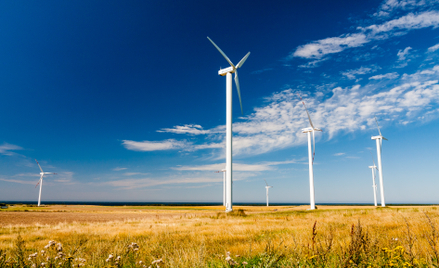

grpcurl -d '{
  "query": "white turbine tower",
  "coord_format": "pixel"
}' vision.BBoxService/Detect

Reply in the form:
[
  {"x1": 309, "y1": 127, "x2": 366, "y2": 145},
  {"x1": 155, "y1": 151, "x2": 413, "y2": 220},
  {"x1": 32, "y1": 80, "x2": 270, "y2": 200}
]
[
  {"x1": 215, "y1": 168, "x2": 226, "y2": 206},
  {"x1": 35, "y1": 159, "x2": 57, "y2": 207},
  {"x1": 368, "y1": 152, "x2": 378, "y2": 207},
  {"x1": 298, "y1": 94, "x2": 321, "y2": 210},
  {"x1": 372, "y1": 117, "x2": 387, "y2": 207},
  {"x1": 207, "y1": 36, "x2": 250, "y2": 212},
  {"x1": 264, "y1": 179, "x2": 273, "y2": 207}
]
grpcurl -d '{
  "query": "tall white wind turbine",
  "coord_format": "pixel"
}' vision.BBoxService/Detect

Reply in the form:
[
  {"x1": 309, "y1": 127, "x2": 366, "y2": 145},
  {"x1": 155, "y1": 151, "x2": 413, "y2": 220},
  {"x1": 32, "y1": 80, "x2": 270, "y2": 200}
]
[
  {"x1": 368, "y1": 152, "x2": 378, "y2": 207},
  {"x1": 215, "y1": 168, "x2": 226, "y2": 206},
  {"x1": 207, "y1": 36, "x2": 250, "y2": 212},
  {"x1": 35, "y1": 159, "x2": 57, "y2": 207},
  {"x1": 264, "y1": 179, "x2": 273, "y2": 207},
  {"x1": 298, "y1": 94, "x2": 322, "y2": 210},
  {"x1": 372, "y1": 117, "x2": 388, "y2": 207}
]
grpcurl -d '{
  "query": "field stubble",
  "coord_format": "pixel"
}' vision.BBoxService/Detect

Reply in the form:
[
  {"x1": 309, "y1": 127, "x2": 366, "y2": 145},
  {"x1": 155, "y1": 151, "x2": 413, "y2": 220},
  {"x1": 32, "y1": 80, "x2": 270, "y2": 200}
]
[{"x1": 0, "y1": 205, "x2": 439, "y2": 267}]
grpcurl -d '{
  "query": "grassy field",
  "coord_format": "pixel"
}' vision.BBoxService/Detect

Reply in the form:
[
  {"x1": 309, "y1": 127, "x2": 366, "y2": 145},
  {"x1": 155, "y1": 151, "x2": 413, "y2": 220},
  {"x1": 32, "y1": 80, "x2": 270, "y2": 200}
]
[{"x1": 1, "y1": 204, "x2": 439, "y2": 267}]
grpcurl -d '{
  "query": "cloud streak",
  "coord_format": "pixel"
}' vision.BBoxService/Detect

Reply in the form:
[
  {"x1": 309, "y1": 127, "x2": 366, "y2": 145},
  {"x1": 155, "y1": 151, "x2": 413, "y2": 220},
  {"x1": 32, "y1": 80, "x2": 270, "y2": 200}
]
[{"x1": 292, "y1": 11, "x2": 439, "y2": 60}]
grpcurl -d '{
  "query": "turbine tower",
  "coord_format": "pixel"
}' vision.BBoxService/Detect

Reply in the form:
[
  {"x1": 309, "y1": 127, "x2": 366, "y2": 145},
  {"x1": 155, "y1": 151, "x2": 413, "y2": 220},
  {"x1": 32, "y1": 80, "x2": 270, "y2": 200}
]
[
  {"x1": 215, "y1": 168, "x2": 226, "y2": 206},
  {"x1": 368, "y1": 153, "x2": 378, "y2": 207},
  {"x1": 264, "y1": 179, "x2": 273, "y2": 207},
  {"x1": 298, "y1": 94, "x2": 322, "y2": 210},
  {"x1": 207, "y1": 36, "x2": 250, "y2": 212},
  {"x1": 372, "y1": 117, "x2": 387, "y2": 207},
  {"x1": 35, "y1": 159, "x2": 57, "y2": 207}
]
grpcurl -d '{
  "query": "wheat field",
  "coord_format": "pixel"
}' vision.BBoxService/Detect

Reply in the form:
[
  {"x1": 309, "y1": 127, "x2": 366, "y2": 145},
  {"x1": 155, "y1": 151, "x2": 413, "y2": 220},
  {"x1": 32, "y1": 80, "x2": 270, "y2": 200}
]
[{"x1": 1, "y1": 204, "x2": 439, "y2": 267}]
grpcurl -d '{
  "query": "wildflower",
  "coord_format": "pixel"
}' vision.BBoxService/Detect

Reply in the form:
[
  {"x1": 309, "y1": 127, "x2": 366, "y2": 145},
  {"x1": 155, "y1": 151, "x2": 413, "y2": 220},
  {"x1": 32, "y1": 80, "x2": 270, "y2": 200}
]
[
  {"x1": 139, "y1": 261, "x2": 143, "y2": 265},
  {"x1": 242, "y1": 261, "x2": 248, "y2": 265},
  {"x1": 152, "y1": 258, "x2": 163, "y2": 264},
  {"x1": 116, "y1": 256, "x2": 121, "y2": 261},
  {"x1": 40, "y1": 250, "x2": 45, "y2": 255},
  {"x1": 56, "y1": 243, "x2": 63, "y2": 252},
  {"x1": 40, "y1": 262, "x2": 46, "y2": 267}
]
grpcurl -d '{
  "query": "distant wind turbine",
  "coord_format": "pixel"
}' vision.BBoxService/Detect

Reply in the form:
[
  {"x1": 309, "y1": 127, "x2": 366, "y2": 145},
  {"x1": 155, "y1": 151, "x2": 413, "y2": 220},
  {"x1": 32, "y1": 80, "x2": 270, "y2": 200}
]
[
  {"x1": 298, "y1": 93, "x2": 322, "y2": 210},
  {"x1": 368, "y1": 152, "x2": 378, "y2": 207},
  {"x1": 35, "y1": 159, "x2": 57, "y2": 207},
  {"x1": 372, "y1": 117, "x2": 388, "y2": 207},
  {"x1": 215, "y1": 168, "x2": 226, "y2": 206},
  {"x1": 207, "y1": 36, "x2": 250, "y2": 212},
  {"x1": 264, "y1": 179, "x2": 273, "y2": 207}
]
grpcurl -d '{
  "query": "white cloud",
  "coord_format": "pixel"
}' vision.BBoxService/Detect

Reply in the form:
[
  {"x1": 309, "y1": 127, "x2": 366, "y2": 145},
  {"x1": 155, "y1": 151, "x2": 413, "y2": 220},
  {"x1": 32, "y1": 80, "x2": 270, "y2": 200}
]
[
  {"x1": 397, "y1": 46, "x2": 412, "y2": 60},
  {"x1": 428, "y1": 43, "x2": 439, "y2": 52},
  {"x1": 369, "y1": 72, "x2": 400, "y2": 80},
  {"x1": 123, "y1": 172, "x2": 149, "y2": 176},
  {"x1": 341, "y1": 66, "x2": 379, "y2": 80},
  {"x1": 173, "y1": 159, "x2": 299, "y2": 172},
  {"x1": 293, "y1": 33, "x2": 368, "y2": 59},
  {"x1": 113, "y1": 167, "x2": 127, "y2": 171},
  {"x1": 158, "y1": 124, "x2": 210, "y2": 135},
  {"x1": 0, "y1": 178, "x2": 36, "y2": 185},
  {"x1": 292, "y1": 11, "x2": 439, "y2": 59},
  {"x1": 123, "y1": 65, "x2": 439, "y2": 158},
  {"x1": 334, "y1": 153, "x2": 346, "y2": 156},
  {"x1": 0, "y1": 143, "x2": 23, "y2": 156},
  {"x1": 122, "y1": 139, "x2": 190, "y2": 151},
  {"x1": 105, "y1": 176, "x2": 222, "y2": 190}
]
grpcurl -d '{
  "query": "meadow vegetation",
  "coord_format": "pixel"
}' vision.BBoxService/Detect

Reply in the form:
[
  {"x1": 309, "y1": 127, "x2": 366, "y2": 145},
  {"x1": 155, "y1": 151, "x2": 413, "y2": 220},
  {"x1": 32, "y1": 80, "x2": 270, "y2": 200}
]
[{"x1": 1, "y1": 205, "x2": 439, "y2": 267}]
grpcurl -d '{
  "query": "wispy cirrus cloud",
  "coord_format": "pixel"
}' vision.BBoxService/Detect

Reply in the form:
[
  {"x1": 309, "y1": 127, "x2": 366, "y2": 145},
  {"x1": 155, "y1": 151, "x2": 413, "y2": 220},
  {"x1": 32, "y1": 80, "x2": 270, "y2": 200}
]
[
  {"x1": 369, "y1": 72, "x2": 399, "y2": 80},
  {"x1": 291, "y1": 11, "x2": 439, "y2": 60},
  {"x1": 341, "y1": 66, "x2": 380, "y2": 80},
  {"x1": 122, "y1": 139, "x2": 190, "y2": 151},
  {"x1": 428, "y1": 43, "x2": 439, "y2": 52},
  {"x1": 0, "y1": 143, "x2": 23, "y2": 156},
  {"x1": 123, "y1": 64, "x2": 439, "y2": 157},
  {"x1": 157, "y1": 124, "x2": 210, "y2": 135},
  {"x1": 113, "y1": 167, "x2": 127, "y2": 171},
  {"x1": 173, "y1": 159, "x2": 300, "y2": 172}
]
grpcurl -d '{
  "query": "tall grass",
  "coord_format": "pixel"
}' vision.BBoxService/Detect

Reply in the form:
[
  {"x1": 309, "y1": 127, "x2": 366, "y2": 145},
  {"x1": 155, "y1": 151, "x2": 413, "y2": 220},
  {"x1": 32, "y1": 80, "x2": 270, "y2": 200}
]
[{"x1": 1, "y1": 206, "x2": 439, "y2": 267}]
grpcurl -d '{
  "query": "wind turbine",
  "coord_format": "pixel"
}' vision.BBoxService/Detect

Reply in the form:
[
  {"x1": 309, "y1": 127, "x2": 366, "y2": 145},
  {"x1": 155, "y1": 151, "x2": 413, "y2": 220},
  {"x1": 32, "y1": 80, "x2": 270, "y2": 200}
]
[
  {"x1": 35, "y1": 159, "x2": 57, "y2": 207},
  {"x1": 215, "y1": 168, "x2": 226, "y2": 206},
  {"x1": 207, "y1": 36, "x2": 250, "y2": 212},
  {"x1": 371, "y1": 117, "x2": 387, "y2": 207},
  {"x1": 368, "y1": 152, "x2": 378, "y2": 207},
  {"x1": 264, "y1": 179, "x2": 273, "y2": 207},
  {"x1": 298, "y1": 93, "x2": 322, "y2": 210}
]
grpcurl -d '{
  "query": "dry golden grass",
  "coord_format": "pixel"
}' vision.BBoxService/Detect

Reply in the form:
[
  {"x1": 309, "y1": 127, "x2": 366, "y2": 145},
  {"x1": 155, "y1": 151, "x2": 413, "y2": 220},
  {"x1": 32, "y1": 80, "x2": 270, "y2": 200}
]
[{"x1": 1, "y1": 205, "x2": 439, "y2": 267}]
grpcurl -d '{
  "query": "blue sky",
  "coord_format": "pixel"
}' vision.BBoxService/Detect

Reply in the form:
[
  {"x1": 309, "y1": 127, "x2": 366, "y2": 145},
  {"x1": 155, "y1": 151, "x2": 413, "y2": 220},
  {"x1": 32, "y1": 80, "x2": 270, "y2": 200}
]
[{"x1": 1, "y1": 0, "x2": 439, "y2": 203}]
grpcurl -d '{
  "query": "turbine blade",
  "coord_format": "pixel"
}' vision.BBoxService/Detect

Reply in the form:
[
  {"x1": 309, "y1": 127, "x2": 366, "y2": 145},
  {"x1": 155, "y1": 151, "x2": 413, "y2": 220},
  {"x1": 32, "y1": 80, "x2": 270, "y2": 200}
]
[
  {"x1": 35, "y1": 175, "x2": 43, "y2": 188},
  {"x1": 35, "y1": 159, "x2": 43, "y2": 173},
  {"x1": 264, "y1": 179, "x2": 268, "y2": 186},
  {"x1": 234, "y1": 70, "x2": 244, "y2": 115},
  {"x1": 374, "y1": 116, "x2": 382, "y2": 136},
  {"x1": 369, "y1": 151, "x2": 378, "y2": 170},
  {"x1": 297, "y1": 93, "x2": 315, "y2": 129},
  {"x1": 207, "y1": 37, "x2": 235, "y2": 68},
  {"x1": 236, "y1": 52, "x2": 250, "y2": 68}
]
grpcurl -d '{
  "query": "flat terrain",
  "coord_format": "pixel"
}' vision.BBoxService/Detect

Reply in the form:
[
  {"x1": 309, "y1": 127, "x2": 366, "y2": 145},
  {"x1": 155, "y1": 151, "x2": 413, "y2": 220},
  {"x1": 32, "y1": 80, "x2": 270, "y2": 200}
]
[{"x1": 1, "y1": 204, "x2": 439, "y2": 267}]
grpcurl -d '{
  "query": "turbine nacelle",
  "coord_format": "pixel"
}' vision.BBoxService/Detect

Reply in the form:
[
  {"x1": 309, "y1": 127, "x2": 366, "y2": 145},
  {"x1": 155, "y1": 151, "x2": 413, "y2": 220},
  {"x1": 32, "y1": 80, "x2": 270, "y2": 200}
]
[
  {"x1": 302, "y1": 127, "x2": 322, "y2": 133},
  {"x1": 368, "y1": 165, "x2": 377, "y2": 169},
  {"x1": 40, "y1": 172, "x2": 56, "y2": 175},
  {"x1": 371, "y1": 135, "x2": 387, "y2": 141},
  {"x1": 218, "y1": 66, "x2": 235, "y2": 76}
]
